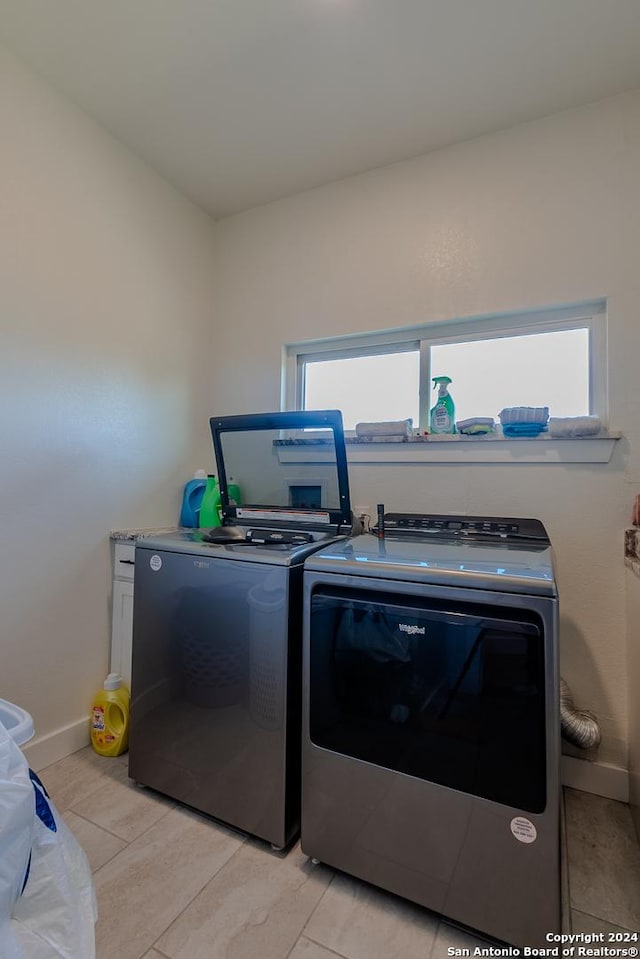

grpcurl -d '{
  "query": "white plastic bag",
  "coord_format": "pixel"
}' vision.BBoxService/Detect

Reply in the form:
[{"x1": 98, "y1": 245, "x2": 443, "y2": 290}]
[
  {"x1": 0, "y1": 720, "x2": 97, "y2": 958},
  {"x1": 0, "y1": 721, "x2": 35, "y2": 959}
]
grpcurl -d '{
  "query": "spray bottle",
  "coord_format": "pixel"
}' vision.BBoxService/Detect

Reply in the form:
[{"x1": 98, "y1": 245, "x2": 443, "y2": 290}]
[{"x1": 429, "y1": 376, "x2": 456, "y2": 434}]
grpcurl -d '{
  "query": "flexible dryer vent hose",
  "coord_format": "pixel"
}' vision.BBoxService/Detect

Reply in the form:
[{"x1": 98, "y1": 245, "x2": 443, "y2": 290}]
[{"x1": 560, "y1": 678, "x2": 601, "y2": 749}]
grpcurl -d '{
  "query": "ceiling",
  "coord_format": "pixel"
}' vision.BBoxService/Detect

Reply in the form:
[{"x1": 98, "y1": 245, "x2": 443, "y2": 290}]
[{"x1": 2, "y1": 0, "x2": 640, "y2": 219}]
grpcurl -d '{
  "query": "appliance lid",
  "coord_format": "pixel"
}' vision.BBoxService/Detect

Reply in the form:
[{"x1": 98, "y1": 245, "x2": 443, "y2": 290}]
[
  {"x1": 305, "y1": 526, "x2": 557, "y2": 596},
  {"x1": 135, "y1": 528, "x2": 344, "y2": 565},
  {"x1": 210, "y1": 410, "x2": 352, "y2": 532}
]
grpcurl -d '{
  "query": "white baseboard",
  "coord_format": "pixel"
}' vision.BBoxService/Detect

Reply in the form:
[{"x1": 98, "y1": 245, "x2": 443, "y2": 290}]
[
  {"x1": 21, "y1": 717, "x2": 90, "y2": 773},
  {"x1": 562, "y1": 754, "x2": 629, "y2": 803}
]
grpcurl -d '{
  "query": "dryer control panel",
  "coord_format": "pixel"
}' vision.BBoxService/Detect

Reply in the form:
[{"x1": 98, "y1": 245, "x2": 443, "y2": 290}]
[{"x1": 380, "y1": 512, "x2": 550, "y2": 544}]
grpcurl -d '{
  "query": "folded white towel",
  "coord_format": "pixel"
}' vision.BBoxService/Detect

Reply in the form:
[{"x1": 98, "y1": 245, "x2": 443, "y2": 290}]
[
  {"x1": 355, "y1": 419, "x2": 412, "y2": 437},
  {"x1": 499, "y1": 407, "x2": 549, "y2": 425},
  {"x1": 548, "y1": 415, "x2": 602, "y2": 437}
]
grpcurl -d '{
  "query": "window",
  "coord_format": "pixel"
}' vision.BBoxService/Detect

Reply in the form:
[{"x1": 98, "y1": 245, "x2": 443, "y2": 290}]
[
  {"x1": 303, "y1": 347, "x2": 420, "y2": 430},
  {"x1": 283, "y1": 301, "x2": 607, "y2": 432}
]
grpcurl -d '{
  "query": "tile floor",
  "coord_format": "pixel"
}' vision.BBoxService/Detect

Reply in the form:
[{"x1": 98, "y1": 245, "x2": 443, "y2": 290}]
[{"x1": 37, "y1": 747, "x2": 640, "y2": 959}]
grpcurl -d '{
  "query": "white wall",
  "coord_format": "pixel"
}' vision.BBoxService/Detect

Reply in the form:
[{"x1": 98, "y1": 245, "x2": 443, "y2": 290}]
[
  {"x1": 3, "y1": 39, "x2": 638, "y2": 790},
  {"x1": 0, "y1": 45, "x2": 217, "y2": 760},
  {"x1": 212, "y1": 90, "x2": 640, "y2": 782}
]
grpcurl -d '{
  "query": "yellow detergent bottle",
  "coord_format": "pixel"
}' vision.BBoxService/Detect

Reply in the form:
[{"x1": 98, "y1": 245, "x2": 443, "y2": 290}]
[{"x1": 90, "y1": 673, "x2": 130, "y2": 756}]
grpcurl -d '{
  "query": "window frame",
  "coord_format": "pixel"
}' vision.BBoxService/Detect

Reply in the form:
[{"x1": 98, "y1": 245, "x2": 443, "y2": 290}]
[{"x1": 283, "y1": 300, "x2": 607, "y2": 432}]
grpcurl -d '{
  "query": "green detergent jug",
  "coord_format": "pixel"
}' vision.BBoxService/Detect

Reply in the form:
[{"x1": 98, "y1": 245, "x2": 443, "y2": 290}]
[
  {"x1": 228, "y1": 476, "x2": 242, "y2": 507},
  {"x1": 199, "y1": 474, "x2": 222, "y2": 527}
]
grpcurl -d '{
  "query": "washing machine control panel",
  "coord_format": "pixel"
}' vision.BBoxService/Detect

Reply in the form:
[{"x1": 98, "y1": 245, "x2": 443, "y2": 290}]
[{"x1": 244, "y1": 528, "x2": 314, "y2": 545}]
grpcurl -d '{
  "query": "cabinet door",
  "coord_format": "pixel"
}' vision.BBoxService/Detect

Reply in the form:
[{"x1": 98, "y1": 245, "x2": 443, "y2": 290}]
[{"x1": 111, "y1": 579, "x2": 134, "y2": 690}]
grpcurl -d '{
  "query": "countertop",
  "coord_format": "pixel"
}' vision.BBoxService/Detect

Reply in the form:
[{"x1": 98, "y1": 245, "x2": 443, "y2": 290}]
[
  {"x1": 625, "y1": 528, "x2": 640, "y2": 578},
  {"x1": 110, "y1": 527, "x2": 181, "y2": 542}
]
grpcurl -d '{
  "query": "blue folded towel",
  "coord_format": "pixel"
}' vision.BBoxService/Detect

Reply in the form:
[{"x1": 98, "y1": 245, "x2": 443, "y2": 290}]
[{"x1": 502, "y1": 423, "x2": 547, "y2": 437}]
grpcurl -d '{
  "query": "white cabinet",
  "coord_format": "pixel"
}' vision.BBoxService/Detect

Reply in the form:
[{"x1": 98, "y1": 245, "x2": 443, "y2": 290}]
[
  {"x1": 110, "y1": 542, "x2": 135, "y2": 690},
  {"x1": 626, "y1": 558, "x2": 640, "y2": 839}
]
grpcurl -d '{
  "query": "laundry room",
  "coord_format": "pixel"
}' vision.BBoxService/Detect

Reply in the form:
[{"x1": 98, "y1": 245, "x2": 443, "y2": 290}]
[{"x1": 1, "y1": 2, "x2": 639, "y2": 957}]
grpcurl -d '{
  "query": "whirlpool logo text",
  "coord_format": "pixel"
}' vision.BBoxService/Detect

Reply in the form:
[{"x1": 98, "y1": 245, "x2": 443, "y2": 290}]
[{"x1": 398, "y1": 623, "x2": 425, "y2": 635}]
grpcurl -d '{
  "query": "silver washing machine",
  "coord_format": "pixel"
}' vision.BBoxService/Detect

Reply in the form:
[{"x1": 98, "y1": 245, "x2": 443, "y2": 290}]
[
  {"x1": 129, "y1": 410, "x2": 352, "y2": 849},
  {"x1": 301, "y1": 512, "x2": 560, "y2": 946}
]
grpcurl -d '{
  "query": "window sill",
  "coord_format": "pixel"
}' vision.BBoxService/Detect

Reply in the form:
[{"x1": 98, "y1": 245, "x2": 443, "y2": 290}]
[{"x1": 275, "y1": 433, "x2": 621, "y2": 465}]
